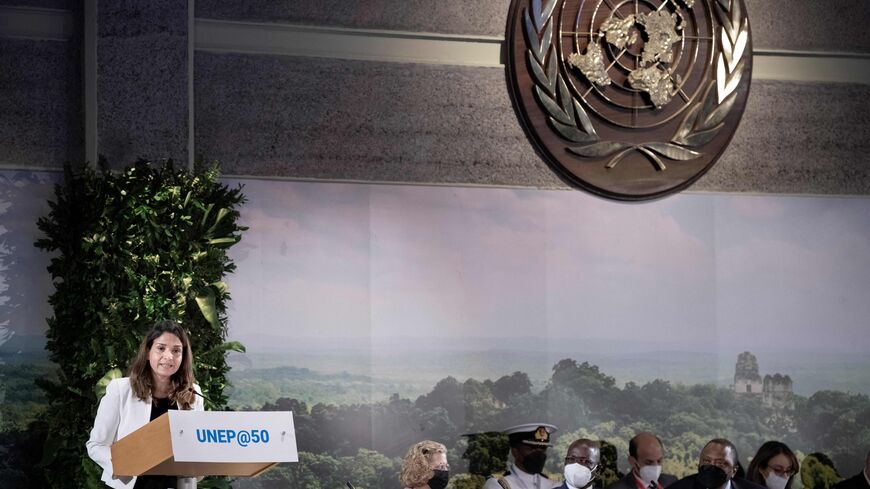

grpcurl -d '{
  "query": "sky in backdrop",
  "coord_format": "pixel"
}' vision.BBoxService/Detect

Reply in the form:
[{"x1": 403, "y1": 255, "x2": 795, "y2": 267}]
[
  {"x1": 2, "y1": 171, "x2": 869, "y2": 363},
  {"x1": 221, "y1": 178, "x2": 870, "y2": 357}
]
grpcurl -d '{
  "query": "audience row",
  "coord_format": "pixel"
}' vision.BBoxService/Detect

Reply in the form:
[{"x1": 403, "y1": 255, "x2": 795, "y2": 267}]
[{"x1": 400, "y1": 426, "x2": 869, "y2": 489}]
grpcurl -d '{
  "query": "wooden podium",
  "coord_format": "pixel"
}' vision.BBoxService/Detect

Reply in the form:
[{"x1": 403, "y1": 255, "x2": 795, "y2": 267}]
[{"x1": 111, "y1": 411, "x2": 297, "y2": 478}]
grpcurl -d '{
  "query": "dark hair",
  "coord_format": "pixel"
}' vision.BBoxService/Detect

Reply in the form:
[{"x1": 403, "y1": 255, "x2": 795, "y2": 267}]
[
  {"x1": 747, "y1": 441, "x2": 799, "y2": 489},
  {"x1": 629, "y1": 433, "x2": 664, "y2": 459},
  {"x1": 128, "y1": 320, "x2": 196, "y2": 409},
  {"x1": 568, "y1": 438, "x2": 601, "y2": 453},
  {"x1": 704, "y1": 438, "x2": 740, "y2": 466}
]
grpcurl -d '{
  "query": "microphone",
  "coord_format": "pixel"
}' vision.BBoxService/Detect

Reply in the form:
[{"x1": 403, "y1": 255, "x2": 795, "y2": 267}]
[
  {"x1": 346, "y1": 482, "x2": 357, "y2": 489},
  {"x1": 188, "y1": 387, "x2": 213, "y2": 404}
]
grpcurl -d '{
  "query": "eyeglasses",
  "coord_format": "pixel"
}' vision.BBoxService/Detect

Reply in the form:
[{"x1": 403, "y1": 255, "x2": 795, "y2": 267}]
[
  {"x1": 767, "y1": 465, "x2": 795, "y2": 478},
  {"x1": 565, "y1": 456, "x2": 598, "y2": 470},
  {"x1": 431, "y1": 463, "x2": 450, "y2": 471}
]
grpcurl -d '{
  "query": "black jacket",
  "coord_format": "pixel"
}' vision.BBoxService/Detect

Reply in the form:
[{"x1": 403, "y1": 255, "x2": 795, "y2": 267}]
[
  {"x1": 667, "y1": 474, "x2": 766, "y2": 489},
  {"x1": 605, "y1": 472, "x2": 679, "y2": 489},
  {"x1": 833, "y1": 472, "x2": 870, "y2": 489}
]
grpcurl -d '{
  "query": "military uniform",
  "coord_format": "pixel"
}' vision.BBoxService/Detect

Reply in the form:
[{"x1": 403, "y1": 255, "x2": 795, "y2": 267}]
[
  {"x1": 483, "y1": 423, "x2": 560, "y2": 489},
  {"x1": 483, "y1": 462, "x2": 561, "y2": 489}
]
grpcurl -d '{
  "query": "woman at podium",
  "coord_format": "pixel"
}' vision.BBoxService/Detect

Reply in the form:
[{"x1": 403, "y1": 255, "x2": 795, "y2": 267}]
[
  {"x1": 87, "y1": 320, "x2": 205, "y2": 489},
  {"x1": 400, "y1": 440, "x2": 450, "y2": 489}
]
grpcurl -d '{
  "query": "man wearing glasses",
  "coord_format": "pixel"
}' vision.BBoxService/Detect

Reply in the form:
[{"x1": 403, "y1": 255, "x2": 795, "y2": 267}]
[
  {"x1": 557, "y1": 438, "x2": 602, "y2": 489},
  {"x1": 667, "y1": 438, "x2": 765, "y2": 489}
]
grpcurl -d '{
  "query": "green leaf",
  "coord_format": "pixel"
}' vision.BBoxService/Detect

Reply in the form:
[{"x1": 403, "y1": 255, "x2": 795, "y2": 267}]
[
  {"x1": 94, "y1": 368, "x2": 124, "y2": 399},
  {"x1": 196, "y1": 289, "x2": 220, "y2": 329},
  {"x1": 200, "y1": 202, "x2": 214, "y2": 228},
  {"x1": 211, "y1": 281, "x2": 229, "y2": 295},
  {"x1": 202, "y1": 340, "x2": 246, "y2": 358},
  {"x1": 208, "y1": 236, "x2": 240, "y2": 246},
  {"x1": 211, "y1": 207, "x2": 230, "y2": 227},
  {"x1": 198, "y1": 476, "x2": 234, "y2": 489}
]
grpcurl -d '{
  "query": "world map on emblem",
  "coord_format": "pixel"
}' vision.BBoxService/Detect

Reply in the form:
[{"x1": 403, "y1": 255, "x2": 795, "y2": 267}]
[{"x1": 506, "y1": 0, "x2": 753, "y2": 200}]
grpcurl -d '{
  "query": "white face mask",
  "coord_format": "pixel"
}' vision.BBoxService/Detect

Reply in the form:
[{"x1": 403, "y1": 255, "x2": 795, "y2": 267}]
[
  {"x1": 638, "y1": 465, "x2": 663, "y2": 486},
  {"x1": 565, "y1": 463, "x2": 594, "y2": 489},
  {"x1": 765, "y1": 472, "x2": 789, "y2": 489}
]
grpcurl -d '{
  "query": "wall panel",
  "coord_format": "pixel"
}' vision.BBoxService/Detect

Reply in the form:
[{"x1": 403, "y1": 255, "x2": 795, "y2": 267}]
[
  {"x1": 196, "y1": 52, "x2": 870, "y2": 195},
  {"x1": 0, "y1": 39, "x2": 81, "y2": 168}
]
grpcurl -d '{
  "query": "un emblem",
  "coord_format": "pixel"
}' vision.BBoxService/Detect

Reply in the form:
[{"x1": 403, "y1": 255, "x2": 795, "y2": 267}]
[{"x1": 506, "y1": 0, "x2": 752, "y2": 200}]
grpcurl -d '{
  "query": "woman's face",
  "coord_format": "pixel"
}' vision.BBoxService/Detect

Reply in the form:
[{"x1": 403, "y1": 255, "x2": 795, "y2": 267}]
[
  {"x1": 761, "y1": 454, "x2": 795, "y2": 481},
  {"x1": 429, "y1": 451, "x2": 448, "y2": 471},
  {"x1": 148, "y1": 332, "x2": 183, "y2": 382}
]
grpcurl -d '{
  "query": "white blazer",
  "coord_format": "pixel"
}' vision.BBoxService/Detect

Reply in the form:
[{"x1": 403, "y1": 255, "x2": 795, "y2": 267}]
[{"x1": 86, "y1": 377, "x2": 205, "y2": 489}]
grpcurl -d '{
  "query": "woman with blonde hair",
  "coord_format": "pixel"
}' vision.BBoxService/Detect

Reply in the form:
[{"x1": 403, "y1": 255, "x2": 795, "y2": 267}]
[
  {"x1": 400, "y1": 440, "x2": 450, "y2": 489},
  {"x1": 87, "y1": 320, "x2": 204, "y2": 488}
]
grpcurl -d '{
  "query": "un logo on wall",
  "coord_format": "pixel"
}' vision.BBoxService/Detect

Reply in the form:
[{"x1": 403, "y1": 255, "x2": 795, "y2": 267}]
[{"x1": 506, "y1": 0, "x2": 752, "y2": 200}]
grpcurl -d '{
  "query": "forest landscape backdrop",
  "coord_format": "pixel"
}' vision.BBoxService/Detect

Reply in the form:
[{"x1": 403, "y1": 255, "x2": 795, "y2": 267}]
[{"x1": 1, "y1": 171, "x2": 869, "y2": 488}]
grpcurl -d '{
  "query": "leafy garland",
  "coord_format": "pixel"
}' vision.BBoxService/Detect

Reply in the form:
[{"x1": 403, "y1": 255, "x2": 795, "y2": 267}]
[{"x1": 34, "y1": 160, "x2": 246, "y2": 487}]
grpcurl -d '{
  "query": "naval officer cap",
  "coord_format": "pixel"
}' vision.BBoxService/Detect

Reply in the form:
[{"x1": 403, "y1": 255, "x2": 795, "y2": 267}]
[{"x1": 504, "y1": 423, "x2": 558, "y2": 447}]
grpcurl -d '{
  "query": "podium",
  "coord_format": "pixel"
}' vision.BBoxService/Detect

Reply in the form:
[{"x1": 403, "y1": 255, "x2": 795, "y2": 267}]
[{"x1": 111, "y1": 411, "x2": 298, "y2": 478}]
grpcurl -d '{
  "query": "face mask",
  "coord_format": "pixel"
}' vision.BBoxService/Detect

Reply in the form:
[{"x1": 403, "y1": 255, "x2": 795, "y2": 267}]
[
  {"x1": 427, "y1": 469, "x2": 449, "y2": 489},
  {"x1": 523, "y1": 450, "x2": 548, "y2": 474},
  {"x1": 638, "y1": 465, "x2": 663, "y2": 486},
  {"x1": 765, "y1": 472, "x2": 788, "y2": 489},
  {"x1": 697, "y1": 464, "x2": 728, "y2": 489},
  {"x1": 564, "y1": 463, "x2": 594, "y2": 489}
]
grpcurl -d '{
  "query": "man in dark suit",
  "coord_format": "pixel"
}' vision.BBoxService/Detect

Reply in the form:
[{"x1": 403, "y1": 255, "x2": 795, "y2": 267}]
[
  {"x1": 605, "y1": 432, "x2": 677, "y2": 489},
  {"x1": 667, "y1": 438, "x2": 765, "y2": 489},
  {"x1": 832, "y1": 450, "x2": 870, "y2": 489}
]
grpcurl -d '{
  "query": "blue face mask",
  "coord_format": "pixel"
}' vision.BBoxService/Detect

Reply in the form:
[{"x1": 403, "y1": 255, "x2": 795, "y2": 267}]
[{"x1": 428, "y1": 469, "x2": 449, "y2": 489}]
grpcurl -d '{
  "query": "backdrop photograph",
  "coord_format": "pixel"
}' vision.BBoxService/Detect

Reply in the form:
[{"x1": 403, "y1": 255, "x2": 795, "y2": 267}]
[{"x1": 1, "y1": 170, "x2": 869, "y2": 488}]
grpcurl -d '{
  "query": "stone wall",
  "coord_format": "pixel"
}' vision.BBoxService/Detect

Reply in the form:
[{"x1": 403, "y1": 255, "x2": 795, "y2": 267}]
[{"x1": 2, "y1": 1, "x2": 869, "y2": 195}]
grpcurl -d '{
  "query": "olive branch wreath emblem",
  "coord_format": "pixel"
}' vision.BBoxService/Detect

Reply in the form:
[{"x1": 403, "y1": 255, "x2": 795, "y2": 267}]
[{"x1": 524, "y1": 0, "x2": 749, "y2": 170}]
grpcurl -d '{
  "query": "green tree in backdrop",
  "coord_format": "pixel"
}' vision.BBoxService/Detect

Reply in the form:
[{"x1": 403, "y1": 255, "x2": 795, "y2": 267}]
[
  {"x1": 462, "y1": 432, "x2": 510, "y2": 477},
  {"x1": 33, "y1": 160, "x2": 246, "y2": 487}
]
